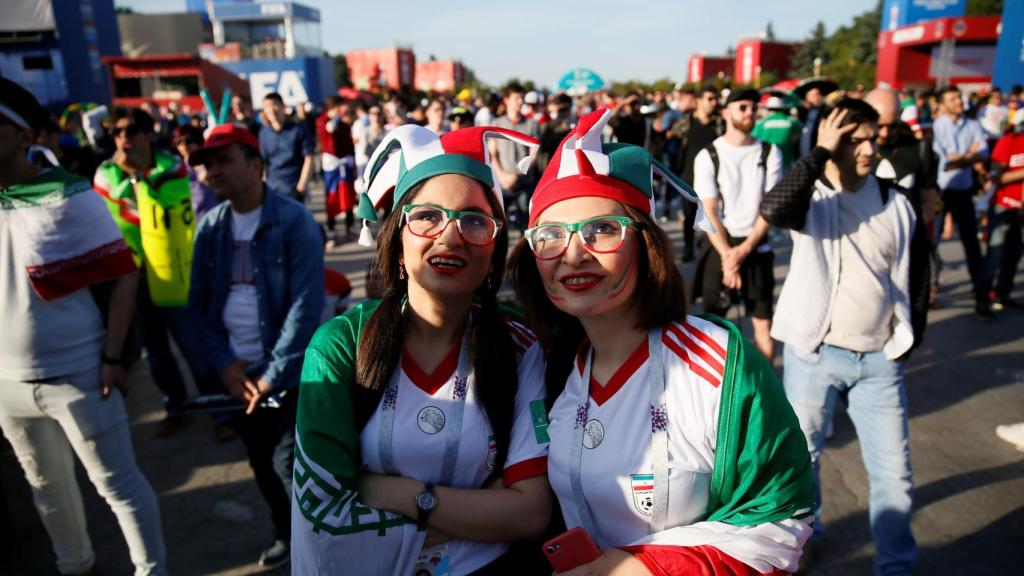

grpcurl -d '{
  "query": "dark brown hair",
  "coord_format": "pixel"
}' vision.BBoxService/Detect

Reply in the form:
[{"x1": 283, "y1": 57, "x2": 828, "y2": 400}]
[
  {"x1": 508, "y1": 203, "x2": 687, "y2": 404},
  {"x1": 354, "y1": 180, "x2": 518, "y2": 474}
]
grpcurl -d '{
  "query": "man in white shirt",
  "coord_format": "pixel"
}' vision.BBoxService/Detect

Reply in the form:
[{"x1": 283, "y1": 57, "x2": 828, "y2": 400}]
[
  {"x1": 761, "y1": 99, "x2": 920, "y2": 576},
  {"x1": 693, "y1": 88, "x2": 783, "y2": 360}
]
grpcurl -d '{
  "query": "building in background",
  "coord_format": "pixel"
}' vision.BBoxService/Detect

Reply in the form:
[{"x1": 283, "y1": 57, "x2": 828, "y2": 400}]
[
  {"x1": 102, "y1": 54, "x2": 250, "y2": 115},
  {"x1": 415, "y1": 60, "x2": 464, "y2": 93},
  {"x1": 992, "y1": 0, "x2": 1023, "y2": 92},
  {"x1": 881, "y1": 0, "x2": 966, "y2": 31},
  {"x1": 876, "y1": 15, "x2": 1000, "y2": 91},
  {"x1": 118, "y1": 12, "x2": 209, "y2": 57},
  {"x1": 687, "y1": 55, "x2": 734, "y2": 86},
  {"x1": 733, "y1": 38, "x2": 801, "y2": 86},
  {"x1": 0, "y1": 0, "x2": 120, "y2": 107},
  {"x1": 203, "y1": 1, "x2": 335, "y2": 106},
  {"x1": 348, "y1": 48, "x2": 416, "y2": 92}
]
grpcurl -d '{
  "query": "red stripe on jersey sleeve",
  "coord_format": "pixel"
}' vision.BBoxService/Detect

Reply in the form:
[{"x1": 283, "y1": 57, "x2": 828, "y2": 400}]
[
  {"x1": 502, "y1": 456, "x2": 547, "y2": 487},
  {"x1": 662, "y1": 332, "x2": 722, "y2": 388},
  {"x1": 667, "y1": 323, "x2": 724, "y2": 376},
  {"x1": 623, "y1": 544, "x2": 790, "y2": 576},
  {"x1": 684, "y1": 320, "x2": 728, "y2": 358}
]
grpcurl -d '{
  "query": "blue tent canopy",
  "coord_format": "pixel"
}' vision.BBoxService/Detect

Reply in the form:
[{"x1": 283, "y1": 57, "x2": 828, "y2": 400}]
[{"x1": 556, "y1": 68, "x2": 606, "y2": 95}]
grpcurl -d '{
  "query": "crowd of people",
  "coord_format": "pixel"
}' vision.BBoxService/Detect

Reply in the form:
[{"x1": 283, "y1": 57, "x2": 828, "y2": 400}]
[{"x1": 1, "y1": 69, "x2": 1022, "y2": 576}]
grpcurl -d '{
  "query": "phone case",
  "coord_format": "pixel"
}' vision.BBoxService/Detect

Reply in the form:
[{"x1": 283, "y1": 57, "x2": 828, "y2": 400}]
[{"x1": 542, "y1": 527, "x2": 602, "y2": 572}]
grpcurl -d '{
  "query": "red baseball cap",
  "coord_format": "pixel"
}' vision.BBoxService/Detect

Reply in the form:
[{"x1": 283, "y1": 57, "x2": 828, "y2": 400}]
[{"x1": 188, "y1": 123, "x2": 260, "y2": 166}]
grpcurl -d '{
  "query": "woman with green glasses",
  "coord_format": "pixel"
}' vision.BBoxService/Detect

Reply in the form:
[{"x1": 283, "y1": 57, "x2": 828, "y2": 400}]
[
  {"x1": 509, "y1": 108, "x2": 814, "y2": 575},
  {"x1": 292, "y1": 124, "x2": 553, "y2": 574}
]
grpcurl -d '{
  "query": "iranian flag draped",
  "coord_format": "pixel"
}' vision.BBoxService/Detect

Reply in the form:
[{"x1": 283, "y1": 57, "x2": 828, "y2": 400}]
[{"x1": 1, "y1": 167, "x2": 136, "y2": 300}]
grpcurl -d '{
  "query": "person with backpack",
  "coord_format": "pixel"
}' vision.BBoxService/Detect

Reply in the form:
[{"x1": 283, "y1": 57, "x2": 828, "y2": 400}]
[
  {"x1": 761, "y1": 100, "x2": 924, "y2": 575},
  {"x1": 291, "y1": 124, "x2": 553, "y2": 575},
  {"x1": 669, "y1": 86, "x2": 725, "y2": 262},
  {"x1": 692, "y1": 88, "x2": 783, "y2": 361}
]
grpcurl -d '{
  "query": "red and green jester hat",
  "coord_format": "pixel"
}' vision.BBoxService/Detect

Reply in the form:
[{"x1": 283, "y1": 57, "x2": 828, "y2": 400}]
[
  {"x1": 356, "y1": 123, "x2": 540, "y2": 245},
  {"x1": 527, "y1": 106, "x2": 715, "y2": 232}
]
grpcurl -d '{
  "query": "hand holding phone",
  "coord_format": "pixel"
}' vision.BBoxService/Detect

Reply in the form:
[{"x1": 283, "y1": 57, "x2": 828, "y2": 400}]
[{"x1": 543, "y1": 527, "x2": 602, "y2": 573}]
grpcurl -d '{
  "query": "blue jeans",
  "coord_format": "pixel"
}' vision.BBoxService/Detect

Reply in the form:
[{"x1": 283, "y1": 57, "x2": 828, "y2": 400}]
[
  {"x1": 783, "y1": 344, "x2": 917, "y2": 576},
  {"x1": 136, "y1": 294, "x2": 202, "y2": 414},
  {"x1": 983, "y1": 205, "x2": 1022, "y2": 301}
]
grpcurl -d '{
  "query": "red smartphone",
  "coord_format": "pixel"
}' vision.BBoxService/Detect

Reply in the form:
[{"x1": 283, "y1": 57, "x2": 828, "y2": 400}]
[{"x1": 543, "y1": 527, "x2": 602, "y2": 573}]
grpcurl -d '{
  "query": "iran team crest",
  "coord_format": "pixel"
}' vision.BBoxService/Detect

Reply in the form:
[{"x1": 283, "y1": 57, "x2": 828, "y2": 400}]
[
  {"x1": 630, "y1": 474, "x2": 655, "y2": 516},
  {"x1": 418, "y1": 406, "x2": 446, "y2": 434}
]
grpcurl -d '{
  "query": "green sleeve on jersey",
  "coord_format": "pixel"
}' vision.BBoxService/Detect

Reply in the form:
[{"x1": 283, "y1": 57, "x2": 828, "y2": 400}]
[
  {"x1": 703, "y1": 314, "x2": 815, "y2": 526},
  {"x1": 296, "y1": 300, "x2": 382, "y2": 487}
]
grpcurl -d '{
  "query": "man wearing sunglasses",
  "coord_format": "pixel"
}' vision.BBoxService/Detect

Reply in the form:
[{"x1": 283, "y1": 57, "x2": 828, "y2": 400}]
[
  {"x1": 188, "y1": 124, "x2": 323, "y2": 568},
  {"x1": 93, "y1": 107, "x2": 204, "y2": 438},
  {"x1": 692, "y1": 88, "x2": 783, "y2": 361},
  {"x1": 670, "y1": 86, "x2": 726, "y2": 262}
]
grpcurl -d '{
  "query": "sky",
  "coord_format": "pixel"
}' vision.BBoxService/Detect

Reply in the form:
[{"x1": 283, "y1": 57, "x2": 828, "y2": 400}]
[{"x1": 118, "y1": 0, "x2": 878, "y2": 87}]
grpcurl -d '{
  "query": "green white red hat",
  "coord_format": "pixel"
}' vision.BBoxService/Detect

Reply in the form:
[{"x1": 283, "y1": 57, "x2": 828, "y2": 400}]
[
  {"x1": 357, "y1": 123, "x2": 539, "y2": 245},
  {"x1": 528, "y1": 107, "x2": 713, "y2": 231}
]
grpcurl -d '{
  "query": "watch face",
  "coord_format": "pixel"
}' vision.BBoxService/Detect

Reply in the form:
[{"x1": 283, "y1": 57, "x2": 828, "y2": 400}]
[{"x1": 416, "y1": 490, "x2": 437, "y2": 511}]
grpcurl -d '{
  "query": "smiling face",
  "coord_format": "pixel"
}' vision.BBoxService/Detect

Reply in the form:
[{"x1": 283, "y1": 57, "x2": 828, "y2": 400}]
[
  {"x1": 400, "y1": 173, "x2": 498, "y2": 302},
  {"x1": 533, "y1": 196, "x2": 639, "y2": 320}
]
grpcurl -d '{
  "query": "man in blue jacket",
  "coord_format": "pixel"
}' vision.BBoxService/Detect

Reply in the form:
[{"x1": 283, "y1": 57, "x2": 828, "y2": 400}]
[{"x1": 188, "y1": 124, "x2": 324, "y2": 569}]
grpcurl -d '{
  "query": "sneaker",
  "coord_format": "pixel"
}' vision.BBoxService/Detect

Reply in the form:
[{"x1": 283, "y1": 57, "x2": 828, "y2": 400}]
[
  {"x1": 974, "y1": 302, "x2": 994, "y2": 321},
  {"x1": 258, "y1": 539, "x2": 289, "y2": 569},
  {"x1": 155, "y1": 413, "x2": 192, "y2": 438},
  {"x1": 992, "y1": 297, "x2": 1023, "y2": 311},
  {"x1": 996, "y1": 423, "x2": 1024, "y2": 452}
]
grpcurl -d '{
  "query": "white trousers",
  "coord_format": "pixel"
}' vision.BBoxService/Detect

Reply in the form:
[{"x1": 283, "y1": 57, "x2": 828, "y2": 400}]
[{"x1": 0, "y1": 365, "x2": 166, "y2": 576}]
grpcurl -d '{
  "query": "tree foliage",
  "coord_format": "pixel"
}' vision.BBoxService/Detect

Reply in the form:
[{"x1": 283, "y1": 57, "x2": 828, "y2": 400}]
[
  {"x1": 819, "y1": 0, "x2": 881, "y2": 88},
  {"x1": 764, "y1": 21, "x2": 776, "y2": 41},
  {"x1": 791, "y1": 21, "x2": 828, "y2": 78},
  {"x1": 966, "y1": 0, "x2": 1003, "y2": 16}
]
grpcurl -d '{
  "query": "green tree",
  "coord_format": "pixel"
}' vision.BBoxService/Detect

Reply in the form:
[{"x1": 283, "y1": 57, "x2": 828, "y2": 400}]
[
  {"x1": 966, "y1": 0, "x2": 1004, "y2": 16},
  {"x1": 821, "y1": 0, "x2": 881, "y2": 88},
  {"x1": 330, "y1": 53, "x2": 350, "y2": 88},
  {"x1": 765, "y1": 21, "x2": 776, "y2": 41},
  {"x1": 791, "y1": 21, "x2": 829, "y2": 78}
]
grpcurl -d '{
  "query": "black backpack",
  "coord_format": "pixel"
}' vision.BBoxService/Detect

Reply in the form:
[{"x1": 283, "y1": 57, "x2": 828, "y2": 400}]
[{"x1": 703, "y1": 140, "x2": 773, "y2": 207}]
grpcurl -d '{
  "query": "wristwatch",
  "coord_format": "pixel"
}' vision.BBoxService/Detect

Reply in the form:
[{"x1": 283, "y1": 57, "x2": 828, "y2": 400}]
[{"x1": 415, "y1": 482, "x2": 437, "y2": 530}]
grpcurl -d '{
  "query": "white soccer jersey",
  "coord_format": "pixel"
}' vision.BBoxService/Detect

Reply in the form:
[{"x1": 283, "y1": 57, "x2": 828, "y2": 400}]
[
  {"x1": 359, "y1": 321, "x2": 549, "y2": 574},
  {"x1": 547, "y1": 317, "x2": 811, "y2": 573},
  {"x1": 548, "y1": 317, "x2": 727, "y2": 549}
]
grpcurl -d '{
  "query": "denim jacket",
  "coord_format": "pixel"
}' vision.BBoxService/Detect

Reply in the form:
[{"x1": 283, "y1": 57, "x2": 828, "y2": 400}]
[{"x1": 189, "y1": 188, "x2": 324, "y2": 392}]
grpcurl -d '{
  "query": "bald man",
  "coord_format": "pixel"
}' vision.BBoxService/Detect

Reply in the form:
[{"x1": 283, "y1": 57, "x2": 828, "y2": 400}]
[{"x1": 865, "y1": 88, "x2": 934, "y2": 353}]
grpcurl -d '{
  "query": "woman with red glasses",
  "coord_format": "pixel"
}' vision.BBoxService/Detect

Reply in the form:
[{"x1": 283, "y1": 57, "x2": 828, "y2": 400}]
[
  {"x1": 291, "y1": 124, "x2": 553, "y2": 575},
  {"x1": 509, "y1": 108, "x2": 814, "y2": 575}
]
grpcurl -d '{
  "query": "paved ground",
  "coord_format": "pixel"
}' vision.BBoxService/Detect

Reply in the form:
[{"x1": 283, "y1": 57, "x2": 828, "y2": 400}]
[{"x1": 3, "y1": 200, "x2": 1022, "y2": 575}]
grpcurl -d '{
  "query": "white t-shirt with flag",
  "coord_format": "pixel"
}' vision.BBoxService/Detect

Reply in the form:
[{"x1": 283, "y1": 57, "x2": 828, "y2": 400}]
[
  {"x1": 548, "y1": 317, "x2": 809, "y2": 573},
  {"x1": 355, "y1": 321, "x2": 548, "y2": 574}
]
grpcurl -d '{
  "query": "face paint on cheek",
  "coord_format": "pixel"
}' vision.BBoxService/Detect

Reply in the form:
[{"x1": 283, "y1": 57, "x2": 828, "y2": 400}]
[
  {"x1": 544, "y1": 286, "x2": 565, "y2": 302},
  {"x1": 605, "y1": 260, "x2": 634, "y2": 300}
]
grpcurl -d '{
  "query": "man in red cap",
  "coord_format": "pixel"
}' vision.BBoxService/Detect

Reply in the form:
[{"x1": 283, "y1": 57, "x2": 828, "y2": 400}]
[{"x1": 188, "y1": 123, "x2": 324, "y2": 569}]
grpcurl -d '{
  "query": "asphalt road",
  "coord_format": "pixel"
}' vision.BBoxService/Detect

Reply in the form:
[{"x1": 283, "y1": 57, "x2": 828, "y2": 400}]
[{"x1": 3, "y1": 199, "x2": 1022, "y2": 575}]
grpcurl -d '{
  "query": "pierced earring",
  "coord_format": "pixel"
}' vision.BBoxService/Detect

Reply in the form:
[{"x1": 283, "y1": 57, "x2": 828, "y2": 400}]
[
  {"x1": 486, "y1": 275, "x2": 493, "y2": 291},
  {"x1": 399, "y1": 264, "x2": 406, "y2": 280}
]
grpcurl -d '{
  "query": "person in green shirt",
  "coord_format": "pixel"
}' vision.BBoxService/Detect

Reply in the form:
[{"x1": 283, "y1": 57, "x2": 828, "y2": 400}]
[
  {"x1": 753, "y1": 97, "x2": 804, "y2": 170},
  {"x1": 92, "y1": 107, "x2": 207, "y2": 437}
]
